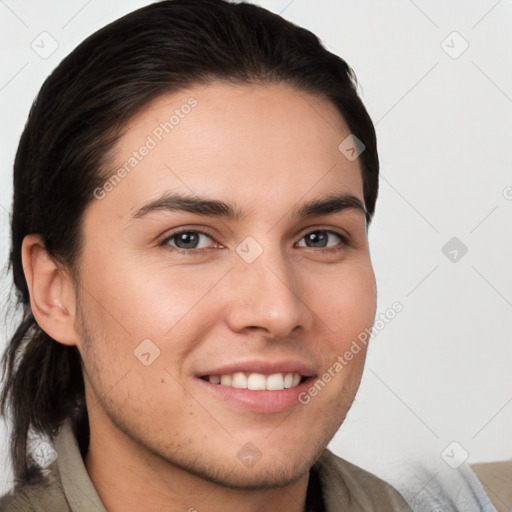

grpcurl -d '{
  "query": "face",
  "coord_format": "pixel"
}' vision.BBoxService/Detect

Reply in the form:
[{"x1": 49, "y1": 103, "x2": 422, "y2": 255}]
[{"x1": 73, "y1": 81, "x2": 377, "y2": 488}]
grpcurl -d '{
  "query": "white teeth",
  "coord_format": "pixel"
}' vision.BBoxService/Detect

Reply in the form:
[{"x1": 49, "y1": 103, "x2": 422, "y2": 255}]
[
  {"x1": 220, "y1": 374, "x2": 232, "y2": 386},
  {"x1": 231, "y1": 372, "x2": 247, "y2": 389},
  {"x1": 266, "y1": 373, "x2": 284, "y2": 390},
  {"x1": 247, "y1": 373, "x2": 266, "y2": 390},
  {"x1": 283, "y1": 373, "x2": 294, "y2": 388},
  {"x1": 207, "y1": 372, "x2": 303, "y2": 390}
]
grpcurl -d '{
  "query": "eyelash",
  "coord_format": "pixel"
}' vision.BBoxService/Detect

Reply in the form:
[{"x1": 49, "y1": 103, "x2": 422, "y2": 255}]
[{"x1": 160, "y1": 228, "x2": 350, "y2": 256}]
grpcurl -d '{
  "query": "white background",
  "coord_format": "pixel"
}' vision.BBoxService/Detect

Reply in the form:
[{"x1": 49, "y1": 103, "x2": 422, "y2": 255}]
[{"x1": 1, "y1": 0, "x2": 511, "y2": 498}]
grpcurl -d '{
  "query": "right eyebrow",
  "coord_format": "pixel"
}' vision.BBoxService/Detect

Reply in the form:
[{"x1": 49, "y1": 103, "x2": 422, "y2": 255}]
[{"x1": 131, "y1": 192, "x2": 246, "y2": 221}]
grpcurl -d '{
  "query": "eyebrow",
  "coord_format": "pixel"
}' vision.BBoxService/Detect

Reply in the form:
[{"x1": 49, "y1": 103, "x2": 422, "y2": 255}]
[{"x1": 131, "y1": 192, "x2": 368, "y2": 223}]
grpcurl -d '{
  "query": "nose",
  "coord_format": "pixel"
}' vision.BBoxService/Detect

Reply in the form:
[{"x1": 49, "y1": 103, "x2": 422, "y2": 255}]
[{"x1": 223, "y1": 241, "x2": 314, "y2": 340}]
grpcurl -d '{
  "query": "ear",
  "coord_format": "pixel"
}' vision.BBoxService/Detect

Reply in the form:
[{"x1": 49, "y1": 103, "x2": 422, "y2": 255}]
[{"x1": 21, "y1": 234, "x2": 80, "y2": 346}]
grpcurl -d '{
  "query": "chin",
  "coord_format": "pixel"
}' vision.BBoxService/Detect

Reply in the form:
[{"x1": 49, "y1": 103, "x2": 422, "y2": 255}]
[
  {"x1": 185, "y1": 455, "x2": 314, "y2": 490},
  {"x1": 207, "y1": 434, "x2": 331, "y2": 489}
]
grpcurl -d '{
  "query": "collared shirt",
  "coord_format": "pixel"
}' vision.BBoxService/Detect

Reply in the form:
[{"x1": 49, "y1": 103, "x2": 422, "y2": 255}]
[{"x1": 0, "y1": 419, "x2": 411, "y2": 511}]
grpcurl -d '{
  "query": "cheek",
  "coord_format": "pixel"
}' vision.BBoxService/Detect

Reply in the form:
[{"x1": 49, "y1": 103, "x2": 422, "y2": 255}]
[
  {"x1": 80, "y1": 253, "x2": 228, "y2": 344},
  {"x1": 310, "y1": 259, "x2": 377, "y2": 340}
]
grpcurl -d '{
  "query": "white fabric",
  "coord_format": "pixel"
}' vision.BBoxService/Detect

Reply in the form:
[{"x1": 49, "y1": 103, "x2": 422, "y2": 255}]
[{"x1": 387, "y1": 459, "x2": 498, "y2": 512}]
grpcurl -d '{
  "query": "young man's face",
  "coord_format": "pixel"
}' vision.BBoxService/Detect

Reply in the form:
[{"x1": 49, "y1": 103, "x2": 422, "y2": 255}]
[{"x1": 73, "y1": 81, "x2": 376, "y2": 488}]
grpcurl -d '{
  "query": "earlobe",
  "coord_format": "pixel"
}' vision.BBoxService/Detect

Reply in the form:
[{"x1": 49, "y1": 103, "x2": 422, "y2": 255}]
[{"x1": 21, "y1": 234, "x2": 79, "y2": 346}]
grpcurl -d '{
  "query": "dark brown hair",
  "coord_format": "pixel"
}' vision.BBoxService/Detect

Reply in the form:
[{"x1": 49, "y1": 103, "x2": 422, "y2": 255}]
[{"x1": 0, "y1": 0, "x2": 379, "y2": 484}]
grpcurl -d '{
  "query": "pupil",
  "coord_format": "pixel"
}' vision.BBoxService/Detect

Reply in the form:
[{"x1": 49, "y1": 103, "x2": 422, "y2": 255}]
[
  {"x1": 177, "y1": 232, "x2": 198, "y2": 248},
  {"x1": 308, "y1": 232, "x2": 326, "y2": 247}
]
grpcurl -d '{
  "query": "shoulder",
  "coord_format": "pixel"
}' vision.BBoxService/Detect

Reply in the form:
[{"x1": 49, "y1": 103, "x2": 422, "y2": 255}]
[
  {"x1": 313, "y1": 449, "x2": 411, "y2": 511},
  {"x1": 0, "y1": 468, "x2": 70, "y2": 512}
]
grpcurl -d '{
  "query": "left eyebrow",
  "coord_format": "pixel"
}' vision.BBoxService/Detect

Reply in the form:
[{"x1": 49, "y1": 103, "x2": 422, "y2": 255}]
[
  {"x1": 129, "y1": 191, "x2": 368, "y2": 223},
  {"x1": 292, "y1": 193, "x2": 368, "y2": 223}
]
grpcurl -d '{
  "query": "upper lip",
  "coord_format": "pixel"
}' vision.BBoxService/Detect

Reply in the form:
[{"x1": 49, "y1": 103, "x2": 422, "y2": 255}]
[{"x1": 196, "y1": 359, "x2": 317, "y2": 378}]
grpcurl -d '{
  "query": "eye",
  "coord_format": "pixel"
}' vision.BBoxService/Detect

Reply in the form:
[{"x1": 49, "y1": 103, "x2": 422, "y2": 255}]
[
  {"x1": 160, "y1": 228, "x2": 349, "y2": 255},
  {"x1": 162, "y1": 230, "x2": 218, "y2": 253},
  {"x1": 296, "y1": 230, "x2": 348, "y2": 251}
]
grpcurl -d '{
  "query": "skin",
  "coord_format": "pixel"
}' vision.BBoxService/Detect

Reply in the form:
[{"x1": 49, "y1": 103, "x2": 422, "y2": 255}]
[{"x1": 22, "y1": 81, "x2": 377, "y2": 512}]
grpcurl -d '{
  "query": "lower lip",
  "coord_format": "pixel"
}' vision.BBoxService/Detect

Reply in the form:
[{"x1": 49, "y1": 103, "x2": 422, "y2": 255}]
[{"x1": 196, "y1": 377, "x2": 315, "y2": 413}]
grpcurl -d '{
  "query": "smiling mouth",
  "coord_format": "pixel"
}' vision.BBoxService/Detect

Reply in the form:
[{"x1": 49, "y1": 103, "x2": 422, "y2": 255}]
[{"x1": 200, "y1": 372, "x2": 305, "y2": 391}]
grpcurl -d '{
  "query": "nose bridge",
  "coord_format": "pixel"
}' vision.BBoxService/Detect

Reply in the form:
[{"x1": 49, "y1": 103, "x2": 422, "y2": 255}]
[{"x1": 225, "y1": 235, "x2": 312, "y2": 338}]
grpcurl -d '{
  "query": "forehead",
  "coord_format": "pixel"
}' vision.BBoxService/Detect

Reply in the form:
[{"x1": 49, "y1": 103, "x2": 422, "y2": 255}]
[{"x1": 91, "y1": 81, "x2": 364, "y2": 223}]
